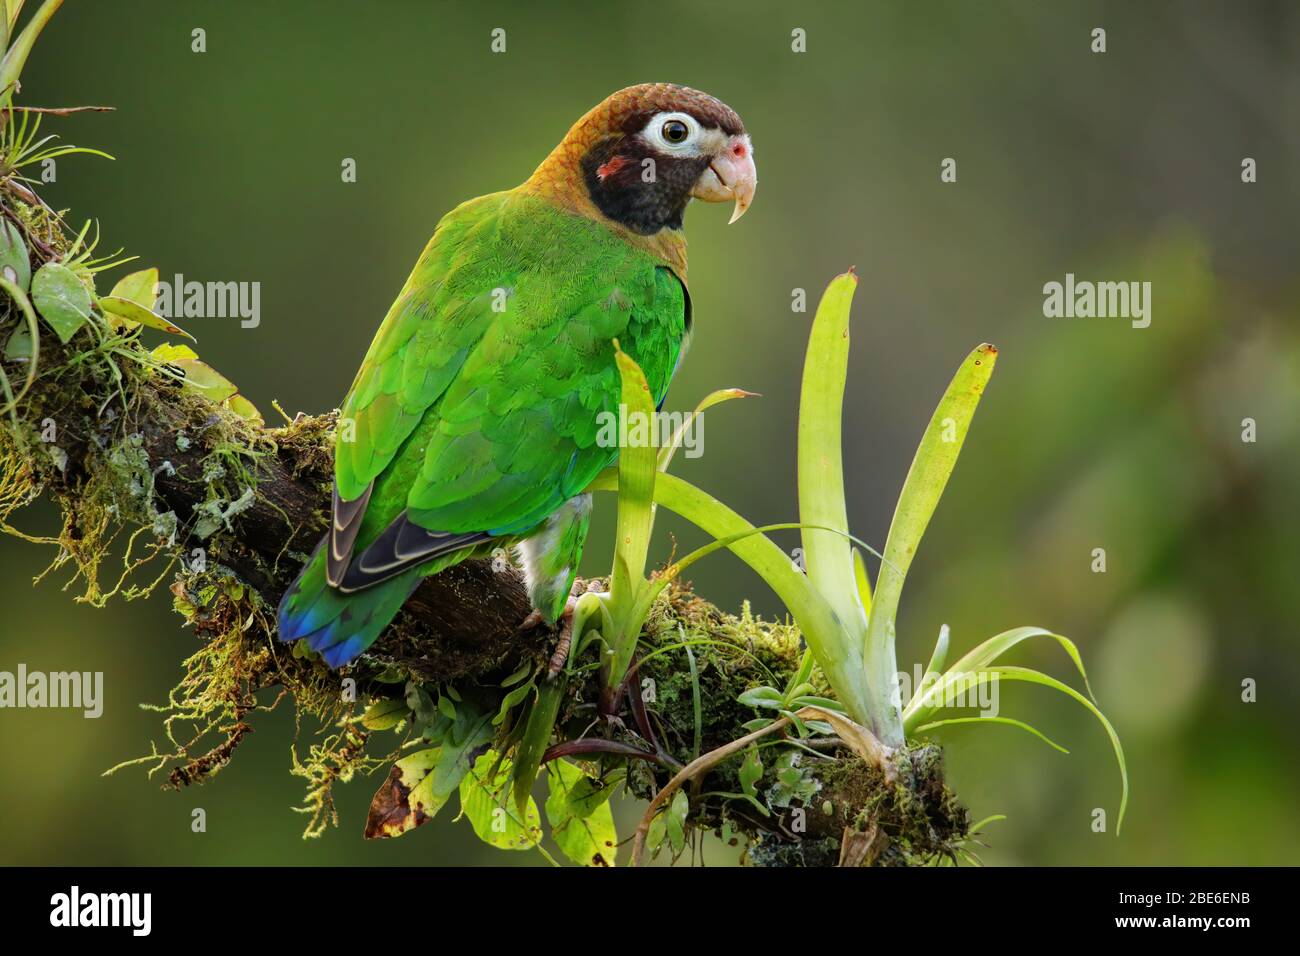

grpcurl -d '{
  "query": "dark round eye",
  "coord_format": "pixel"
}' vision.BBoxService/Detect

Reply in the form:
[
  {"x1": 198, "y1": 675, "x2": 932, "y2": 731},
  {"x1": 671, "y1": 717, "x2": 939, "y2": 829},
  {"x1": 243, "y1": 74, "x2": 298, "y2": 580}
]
[{"x1": 661, "y1": 119, "x2": 689, "y2": 144}]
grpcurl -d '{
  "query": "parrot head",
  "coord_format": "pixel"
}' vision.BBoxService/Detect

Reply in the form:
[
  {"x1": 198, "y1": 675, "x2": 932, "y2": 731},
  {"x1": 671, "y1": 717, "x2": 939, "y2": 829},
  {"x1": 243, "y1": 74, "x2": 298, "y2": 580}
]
[{"x1": 526, "y1": 83, "x2": 756, "y2": 238}]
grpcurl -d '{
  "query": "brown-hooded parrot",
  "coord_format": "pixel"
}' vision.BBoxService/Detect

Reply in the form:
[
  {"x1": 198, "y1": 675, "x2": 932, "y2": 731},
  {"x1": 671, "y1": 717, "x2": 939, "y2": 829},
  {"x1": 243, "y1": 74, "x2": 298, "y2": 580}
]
[{"x1": 278, "y1": 83, "x2": 757, "y2": 668}]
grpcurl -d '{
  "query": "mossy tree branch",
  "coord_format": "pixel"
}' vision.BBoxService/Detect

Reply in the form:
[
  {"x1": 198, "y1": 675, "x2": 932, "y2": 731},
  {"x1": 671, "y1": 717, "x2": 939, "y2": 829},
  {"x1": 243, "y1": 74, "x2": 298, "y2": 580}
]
[{"x1": 0, "y1": 187, "x2": 967, "y2": 869}]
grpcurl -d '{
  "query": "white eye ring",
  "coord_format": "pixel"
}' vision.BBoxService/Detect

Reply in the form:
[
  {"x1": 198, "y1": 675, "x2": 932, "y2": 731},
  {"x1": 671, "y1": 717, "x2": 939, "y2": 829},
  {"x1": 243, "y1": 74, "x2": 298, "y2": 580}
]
[{"x1": 644, "y1": 111, "x2": 701, "y2": 152}]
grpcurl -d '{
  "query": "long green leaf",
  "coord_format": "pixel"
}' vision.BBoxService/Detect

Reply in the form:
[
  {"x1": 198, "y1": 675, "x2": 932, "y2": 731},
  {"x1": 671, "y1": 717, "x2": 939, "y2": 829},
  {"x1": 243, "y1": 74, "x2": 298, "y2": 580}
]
[
  {"x1": 913, "y1": 715, "x2": 1070, "y2": 753},
  {"x1": 905, "y1": 626, "x2": 1093, "y2": 724},
  {"x1": 639, "y1": 520, "x2": 884, "y2": 617},
  {"x1": 864, "y1": 343, "x2": 997, "y2": 745},
  {"x1": 586, "y1": 468, "x2": 873, "y2": 725},
  {"x1": 604, "y1": 343, "x2": 661, "y2": 688},
  {"x1": 852, "y1": 548, "x2": 873, "y2": 618},
  {"x1": 0, "y1": 0, "x2": 60, "y2": 100},
  {"x1": 657, "y1": 386, "x2": 756, "y2": 472},
  {"x1": 3, "y1": 1, "x2": 25, "y2": 35},
  {"x1": 798, "y1": 271, "x2": 865, "y2": 635},
  {"x1": 610, "y1": 343, "x2": 658, "y2": 595},
  {"x1": 511, "y1": 676, "x2": 565, "y2": 815},
  {"x1": 943, "y1": 626, "x2": 1094, "y2": 706},
  {"x1": 910, "y1": 624, "x2": 951, "y2": 708},
  {"x1": 911, "y1": 665, "x2": 1128, "y2": 834}
]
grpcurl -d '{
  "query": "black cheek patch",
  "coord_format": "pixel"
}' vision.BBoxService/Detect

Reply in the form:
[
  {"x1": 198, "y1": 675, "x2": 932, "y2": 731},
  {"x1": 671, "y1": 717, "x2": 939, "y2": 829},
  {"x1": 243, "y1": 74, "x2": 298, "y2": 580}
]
[{"x1": 582, "y1": 139, "x2": 711, "y2": 235}]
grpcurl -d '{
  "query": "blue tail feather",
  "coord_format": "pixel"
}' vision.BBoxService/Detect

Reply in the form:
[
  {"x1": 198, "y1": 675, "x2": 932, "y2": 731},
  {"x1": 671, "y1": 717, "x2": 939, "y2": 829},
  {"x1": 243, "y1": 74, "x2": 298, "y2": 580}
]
[{"x1": 277, "y1": 539, "x2": 421, "y2": 668}]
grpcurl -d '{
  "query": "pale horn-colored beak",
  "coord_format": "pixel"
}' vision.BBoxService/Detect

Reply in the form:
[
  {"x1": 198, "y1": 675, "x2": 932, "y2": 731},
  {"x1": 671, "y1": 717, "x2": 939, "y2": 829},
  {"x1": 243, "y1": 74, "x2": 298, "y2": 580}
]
[{"x1": 691, "y1": 134, "x2": 757, "y2": 224}]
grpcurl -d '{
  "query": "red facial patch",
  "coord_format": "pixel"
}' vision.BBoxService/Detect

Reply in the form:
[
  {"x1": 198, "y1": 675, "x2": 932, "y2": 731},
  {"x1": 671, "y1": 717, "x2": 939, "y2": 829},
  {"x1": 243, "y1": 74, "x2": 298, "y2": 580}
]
[{"x1": 596, "y1": 155, "x2": 631, "y2": 181}]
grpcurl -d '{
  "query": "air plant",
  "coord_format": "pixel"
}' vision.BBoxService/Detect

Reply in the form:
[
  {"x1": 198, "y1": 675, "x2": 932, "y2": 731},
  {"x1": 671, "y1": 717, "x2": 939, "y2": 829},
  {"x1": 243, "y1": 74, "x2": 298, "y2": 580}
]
[{"x1": 567, "y1": 271, "x2": 1127, "y2": 860}]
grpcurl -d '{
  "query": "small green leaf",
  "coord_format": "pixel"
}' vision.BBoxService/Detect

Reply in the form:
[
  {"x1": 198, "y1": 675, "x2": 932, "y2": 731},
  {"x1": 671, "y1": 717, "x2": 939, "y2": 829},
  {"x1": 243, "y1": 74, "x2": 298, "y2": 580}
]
[
  {"x1": 545, "y1": 760, "x2": 617, "y2": 866},
  {"x1": 405, "y1": 682, "x2": 436, "y2": 725},
  {"x1": 100, "y1": 294, "x2": 196, "y2": 341},
  {"x1": 107, "y1": 267, "x2": 158, "y2": 310},
  {"x1": 149, "y1": 343, "x2": 263, "y2": 423},
  {"x1": 150, "y1": 342, "x2": 198, "y2": 362},
  {"x1": 646, "y1": 811, "x2": 667, "y2": 851},
  {"x1": 500, "y1": 660, "x2": 533, "y2": 687},
  {"x1": 3, "y1": 324, "x2": 31, "y2": 361},
  {"x1": 365, "y1": 747, "x2": 455, "y2": 839},
  {"x1": 766, "y1": 749, "x2": 819, "y2": 808},
  {"x1": 738, "y1": 685, "x2": 783, "y2": 708},
  {"x1": 563, "y1": 769, "x2": 621, "y2": 819},
  {"x1": 174, "y1": 359, "x2": 237, "y2": 401},
  {"x1": 436, "y1": 694, "x2": 457, "y2": 721},
  {"x1": 460, "y1": 751, "x2": 543, "y2": 851},
  {"x1": 31, "y1": 262, "x2": 93, "y2": 344},
  {"x1": 223, "y1": 393, "x2": 263, "y2": 424},
  {"x1": 0, "y1": 220, "x2": 30, "y2": 291},
  {"x1": 492, "y1": 679, "x2": 533, "y2": 726},
  {"x1": 359, "y1": 697, "x2": 408, "y2": 731},
  {"x1": 739, "y1": 746, "x2": 763, "y2": 797},
  {"x1": 666, "y1": 790, "x2": 689, "y2": 853},
  {"x1": 915, "y1": 623, "x2": 951, "y2": 704}
]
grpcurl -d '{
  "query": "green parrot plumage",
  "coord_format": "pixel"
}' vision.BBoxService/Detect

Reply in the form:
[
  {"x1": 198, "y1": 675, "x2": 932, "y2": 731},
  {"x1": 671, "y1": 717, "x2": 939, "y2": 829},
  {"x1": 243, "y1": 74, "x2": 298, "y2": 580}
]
[{"x1": 278, "y1": 83, "x2": 757, "y2": 668}]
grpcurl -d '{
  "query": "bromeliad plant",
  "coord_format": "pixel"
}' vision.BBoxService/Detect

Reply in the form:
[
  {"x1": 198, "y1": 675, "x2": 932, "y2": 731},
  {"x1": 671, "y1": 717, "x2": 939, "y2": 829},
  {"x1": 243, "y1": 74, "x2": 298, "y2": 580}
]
[{"x1": 560, "y1": 270, "x2": 1128, "y2": 863}]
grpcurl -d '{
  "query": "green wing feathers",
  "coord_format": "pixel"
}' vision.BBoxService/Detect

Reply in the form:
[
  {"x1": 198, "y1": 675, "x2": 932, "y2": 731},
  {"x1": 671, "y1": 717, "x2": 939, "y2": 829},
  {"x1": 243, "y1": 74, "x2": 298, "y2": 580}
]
[
  {"x1": 338, "y1": 192, "x2": 686, "y2": 535},
  {"x1": 279, "y1": 191, "x2": 687, "y2": 667}
]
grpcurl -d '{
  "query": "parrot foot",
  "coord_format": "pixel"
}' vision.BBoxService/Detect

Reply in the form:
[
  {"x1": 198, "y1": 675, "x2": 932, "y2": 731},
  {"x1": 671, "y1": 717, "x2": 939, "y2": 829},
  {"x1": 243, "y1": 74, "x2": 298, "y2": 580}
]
[
  {"x1": 518, "y1": 595, "x2": 581, "y2": 679},
  {"x1": 547, "y1": 597, "x2": 579, "y2": 678},
  {"x1": 517, "y1": 608, "x2": 547, "y2": 632}
]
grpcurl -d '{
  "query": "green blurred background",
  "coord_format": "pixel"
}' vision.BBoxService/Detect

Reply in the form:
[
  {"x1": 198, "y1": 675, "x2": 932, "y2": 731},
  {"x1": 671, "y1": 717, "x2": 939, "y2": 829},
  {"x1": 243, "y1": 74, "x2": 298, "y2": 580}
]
[{"x1": 2, "y1": 0, "x2": 1297, "y2": 865}]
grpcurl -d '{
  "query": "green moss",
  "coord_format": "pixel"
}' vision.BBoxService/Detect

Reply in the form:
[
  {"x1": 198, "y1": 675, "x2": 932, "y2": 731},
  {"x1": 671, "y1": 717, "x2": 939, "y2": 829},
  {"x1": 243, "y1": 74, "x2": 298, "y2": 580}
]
[{"x1": 610, "y1": 585, "x2": 971, "y2": 866}]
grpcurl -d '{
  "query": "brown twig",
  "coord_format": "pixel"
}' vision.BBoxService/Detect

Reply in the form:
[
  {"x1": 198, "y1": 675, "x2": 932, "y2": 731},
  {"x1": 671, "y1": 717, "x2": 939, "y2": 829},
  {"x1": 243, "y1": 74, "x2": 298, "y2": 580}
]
[
  {"x1": 631, "y1": 715, "x2": 794, "y2": 866},
  {"x1": 2, "y1": 104, "x2": 115, "y2": 115}
]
